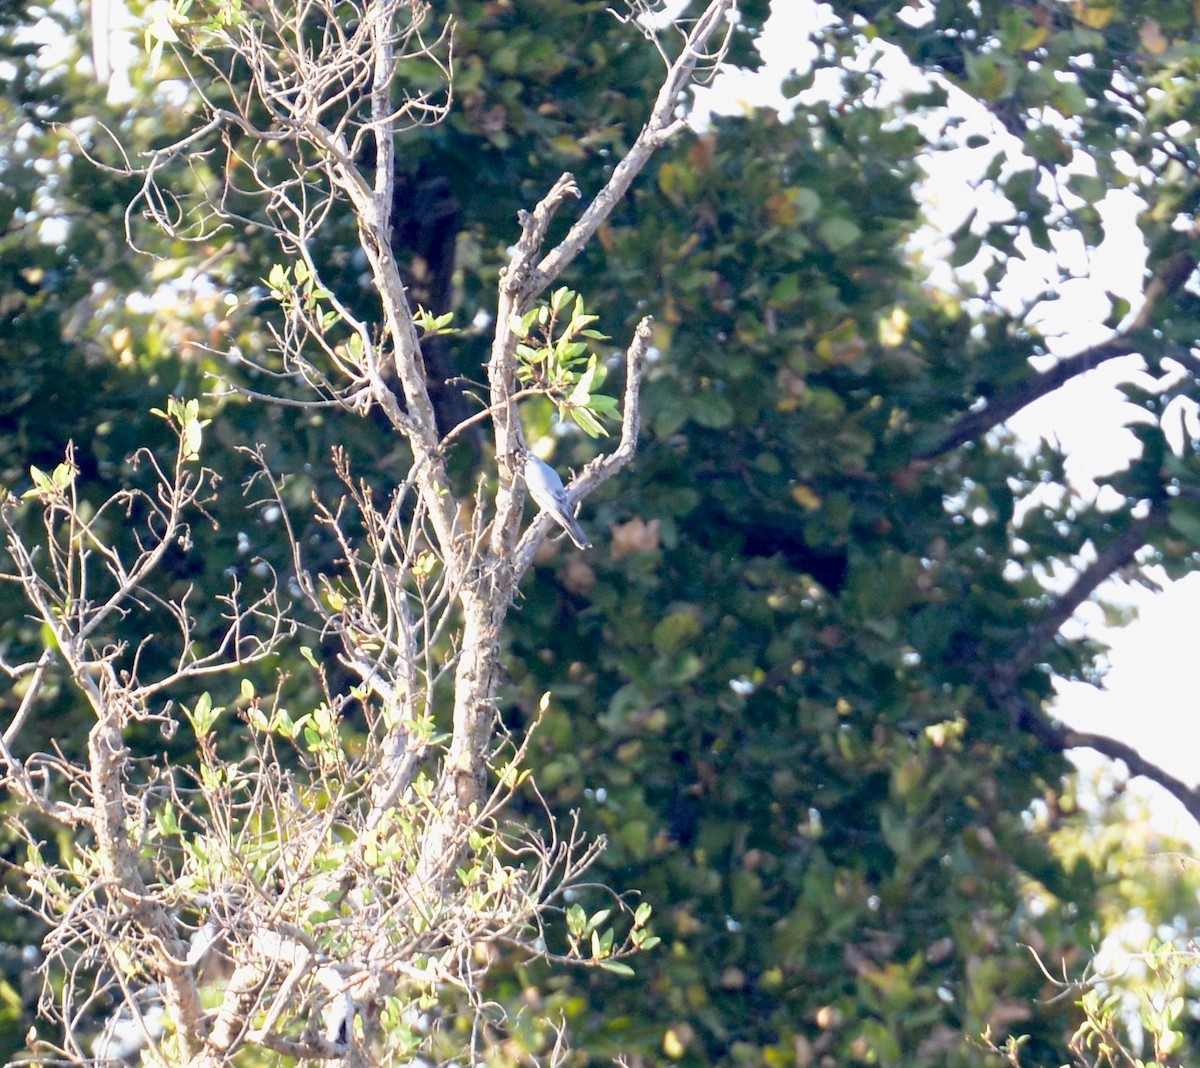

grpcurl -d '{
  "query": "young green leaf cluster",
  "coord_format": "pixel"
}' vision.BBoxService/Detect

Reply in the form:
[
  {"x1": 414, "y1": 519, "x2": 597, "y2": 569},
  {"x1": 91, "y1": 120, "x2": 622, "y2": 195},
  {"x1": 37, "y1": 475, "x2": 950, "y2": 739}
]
[
  {"x1": 512, "y1": 287, "x2": 620, "y2": 438},
  {"x1": 265, "y1": 261, "x2": 341, "y2": 333}
]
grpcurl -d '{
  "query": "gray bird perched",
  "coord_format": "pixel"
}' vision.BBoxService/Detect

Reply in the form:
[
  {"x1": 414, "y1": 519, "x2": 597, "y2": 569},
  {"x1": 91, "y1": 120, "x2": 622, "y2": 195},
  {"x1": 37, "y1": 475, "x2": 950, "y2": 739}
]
[{"x1": 521, "y1": 451, "x2": 593, "y2": 550}]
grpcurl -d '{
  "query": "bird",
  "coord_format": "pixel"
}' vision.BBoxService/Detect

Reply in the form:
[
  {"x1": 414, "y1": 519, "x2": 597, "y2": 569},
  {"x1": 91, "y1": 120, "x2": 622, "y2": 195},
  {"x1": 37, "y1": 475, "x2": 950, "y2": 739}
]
[{"x1": 520, "y1": 451, "x2": 593, "y2": 550}]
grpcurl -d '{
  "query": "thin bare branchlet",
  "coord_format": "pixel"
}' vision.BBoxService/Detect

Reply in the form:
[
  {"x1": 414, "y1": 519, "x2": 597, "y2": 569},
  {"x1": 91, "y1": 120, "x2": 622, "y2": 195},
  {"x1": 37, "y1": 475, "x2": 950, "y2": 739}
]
[
  {"x1": 971, "y1": 941, "x2": 1200, "y2": 1068},
  {"x1": 1, "y1": 417, "x2": 295, "y2": 1064}
]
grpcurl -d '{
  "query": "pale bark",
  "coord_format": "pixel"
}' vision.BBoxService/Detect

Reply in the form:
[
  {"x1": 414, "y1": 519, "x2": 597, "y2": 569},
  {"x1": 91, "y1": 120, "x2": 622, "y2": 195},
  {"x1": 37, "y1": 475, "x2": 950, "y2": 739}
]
[{"x1": 4, "y1": 2, "x2": 734, "y2": 1061}]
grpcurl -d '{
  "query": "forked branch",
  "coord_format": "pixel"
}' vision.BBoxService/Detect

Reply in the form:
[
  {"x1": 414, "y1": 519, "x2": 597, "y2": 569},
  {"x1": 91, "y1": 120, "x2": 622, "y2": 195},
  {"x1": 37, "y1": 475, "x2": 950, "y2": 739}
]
[{"x1": 6, "y1": 1, "x2": 737, "y2": 1062}]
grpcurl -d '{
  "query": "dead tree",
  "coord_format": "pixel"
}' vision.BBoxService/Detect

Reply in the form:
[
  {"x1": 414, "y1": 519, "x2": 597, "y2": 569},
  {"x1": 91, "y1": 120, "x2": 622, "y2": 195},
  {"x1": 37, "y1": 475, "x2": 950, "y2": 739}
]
[{"x1": 1, "y1": 1, "x2": 733, "y2": 1063}]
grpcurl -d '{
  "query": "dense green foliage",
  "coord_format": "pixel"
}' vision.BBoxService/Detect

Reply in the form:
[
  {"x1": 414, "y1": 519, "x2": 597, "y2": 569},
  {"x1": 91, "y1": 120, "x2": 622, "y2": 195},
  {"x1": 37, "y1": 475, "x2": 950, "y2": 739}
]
[{"x1": 3, "y1": 0, "x2": 1200, "y2": 1064}]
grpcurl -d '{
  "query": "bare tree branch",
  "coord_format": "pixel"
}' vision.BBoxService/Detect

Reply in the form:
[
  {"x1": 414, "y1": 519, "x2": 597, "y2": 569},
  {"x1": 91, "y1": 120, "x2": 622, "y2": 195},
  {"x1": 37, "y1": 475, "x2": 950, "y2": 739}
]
[
  {"x1": 994, "y1": 510, "x2": 1160, "y2": 689},
  {"x1": 973, "y1": 501, "x2": 1200, "y2": 825},
  {"x1": 1064, "y1": 727, "x2": 1200, "y2": 824},
  {"x1": 917, "y1": 336, "x2": 1140, "y2": 459},
  {"x1": 1003, "y1": 688, "x2": 1200, "y2": 829},
  {"x1": 918, "y1": 249, "x2": 1198, "y2": 460},
  {"x1": 527, "y1": 1, "x2": 735, "y2": 298}
]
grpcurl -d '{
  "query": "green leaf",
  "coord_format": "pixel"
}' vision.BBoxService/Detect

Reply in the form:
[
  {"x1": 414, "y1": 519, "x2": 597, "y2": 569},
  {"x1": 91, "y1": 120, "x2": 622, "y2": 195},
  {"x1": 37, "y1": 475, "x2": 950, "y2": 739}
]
[
  {"x1": 653, "y1": 397, "x2": 689, "y2": 438},
  {"x1": 266, "y1": 262, "x2": 289, "y2": 293},
  {"x1": 1167, "y1": 499, "x2": 1200, "y2": 542},
  {"x1": 950, "y1": 231, "x2": 983, "y2": 268},
  {"x1": 570, "y1": 406, "x2": 608, "y2": 437},
  {"x1": 690, "y1": 392, "x2": 734, "y2": 429},
  {"x1": 817, "y1": 216, "x2": 861, "y2": 251},
  {"x1": 51, "y1": 461, "x2": 76, "y2": 490},
  {"x1": 567, "y1": 903, "x2": 586, "y2": 938},
  {"x1": 23, "y1": 465, "x2": 52, "y2": 499},
  {"x1": 182, "y1": 415, "x2": 203, "y2": 459},
  {"x1": 652, "y1": 609, "x2": 702, "y2": 655},
  {"x1": 567, "y1": 356, "x2": 599, "y2": 405},
  {"x1": 558, "y1": 340, "x2": 589, "y2": 362},
  {"x1": 599, "y1": 961, "x2": 635, "y2": 976}
]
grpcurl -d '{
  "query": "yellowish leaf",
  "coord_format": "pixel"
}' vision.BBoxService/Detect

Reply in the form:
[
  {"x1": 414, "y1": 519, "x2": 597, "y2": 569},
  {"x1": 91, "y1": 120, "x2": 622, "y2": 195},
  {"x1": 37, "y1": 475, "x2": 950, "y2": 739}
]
[
  {"x1": 878, "y1": 305, "x2": 909, "y2": 348},
  {"x1": 1139, "y1": 18, "x2": 1168, "y2": 54},
  {"x1": 1072, "y1": 0, "x2": 1116, "y2": 29},
  {"x1": 663, "y1": 1026, "x2": 691, "y2": 1059},
  {"x1": 1019, "y1": 24, "x2": 1049, "y2": 51},
  {"x1": 791, "y1": 484, "x2": 822, "y2": 511}
]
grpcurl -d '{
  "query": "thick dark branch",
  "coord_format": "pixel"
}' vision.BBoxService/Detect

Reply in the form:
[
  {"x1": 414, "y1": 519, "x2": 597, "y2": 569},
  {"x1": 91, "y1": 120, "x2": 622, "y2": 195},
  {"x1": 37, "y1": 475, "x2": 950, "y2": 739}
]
[
  {"x1": 919, "y1": 249, "x2": 1198, "y2": 460},
  {"x1": 1063, "y1": 729, "x2": 1200, "y2": 819},
  {"x1": 979, "y1": 502, "x2": 1200, "y2": 822},
  {"x1": 917, "y1": 337, "x2": 1137, "y2": 459},
  {"x1": 1019, "y1": 703, "x2": 1200, "y2": 829},
  {"x1": 997, "y1": 512, "x2": 1159, "y2": 688}
]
